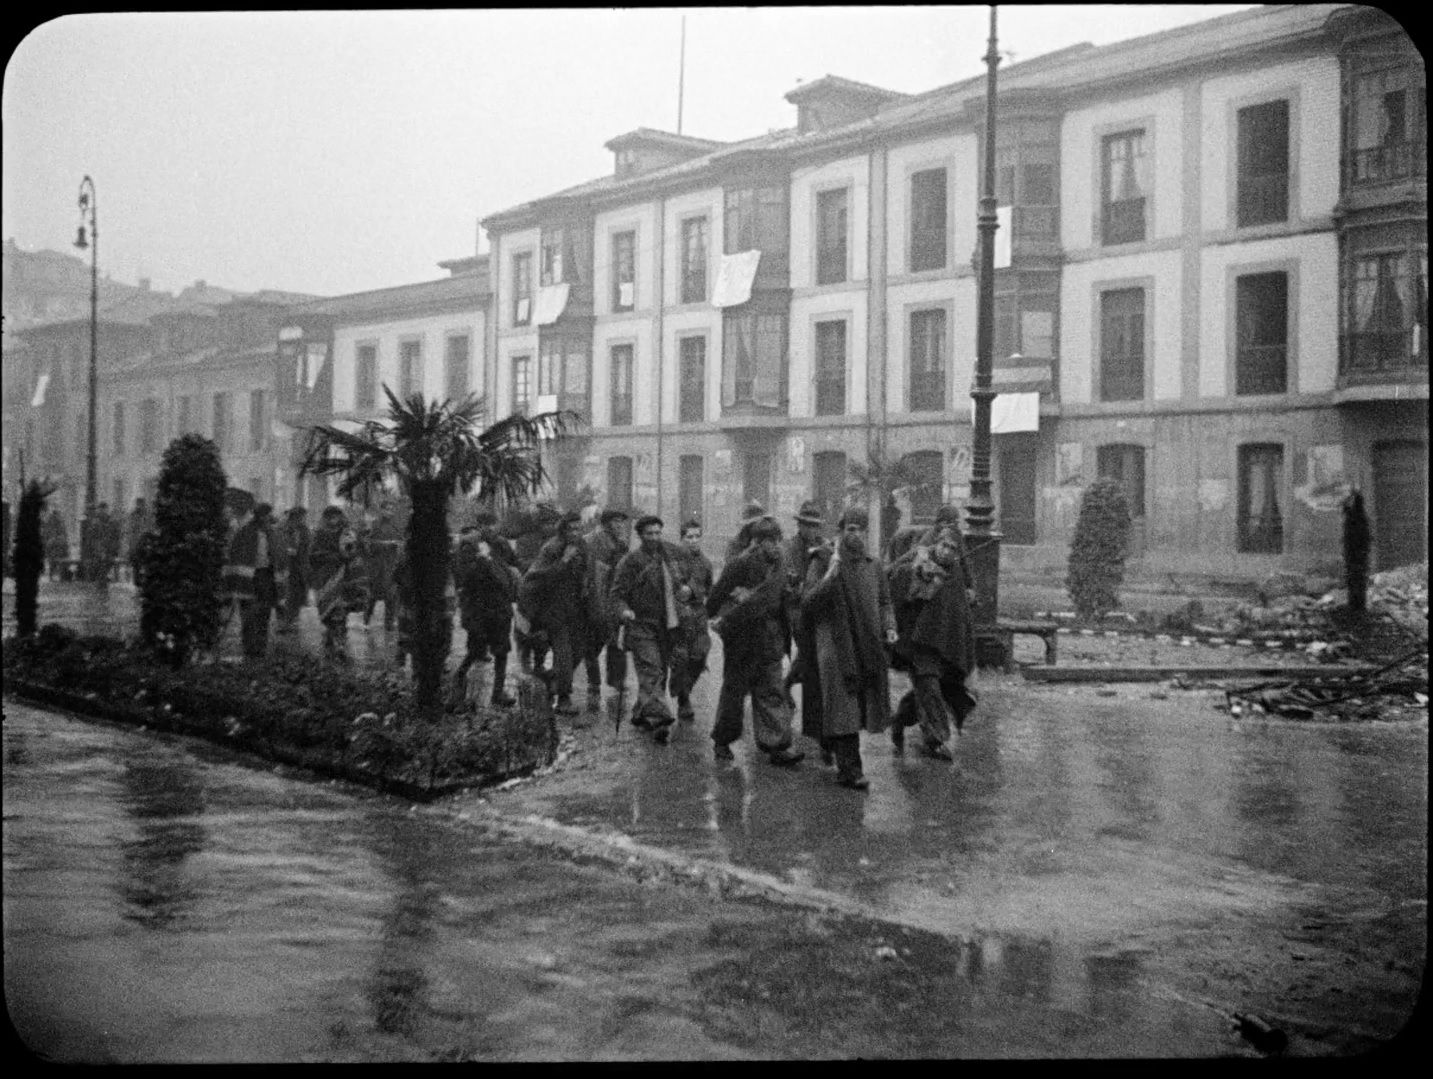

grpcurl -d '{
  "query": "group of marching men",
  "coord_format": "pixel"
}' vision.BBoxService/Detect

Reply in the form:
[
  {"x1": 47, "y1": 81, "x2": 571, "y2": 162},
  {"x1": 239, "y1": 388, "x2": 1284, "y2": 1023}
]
[{"x1": 220, "y1": 492, "x2": 981, "y2": 793}]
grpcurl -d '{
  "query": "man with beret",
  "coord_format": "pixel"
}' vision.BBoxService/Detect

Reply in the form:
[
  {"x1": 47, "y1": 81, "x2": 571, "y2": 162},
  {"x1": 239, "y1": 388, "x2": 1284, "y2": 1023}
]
[
  {"x1": 800, "y1": 505, "x2": 896, "y2": 790},
  {"x1": 706, "y1": 516, "x2": 804, "y2": 767},
  {"x1": 521, "y1": 510, "x2": 591, "y2": 715},
  {"x1": 609, "y1": 515, "x2": 694, "y2": 742},
  {"x1": 583, "y1": 505, "x2": 632, "y2": 706},
  {"x1": 723, "y1": 500, "x2": 773, "y2": 565},
  {"x1": 453, "y1": 510, "x2": 521, "y2": 707}
]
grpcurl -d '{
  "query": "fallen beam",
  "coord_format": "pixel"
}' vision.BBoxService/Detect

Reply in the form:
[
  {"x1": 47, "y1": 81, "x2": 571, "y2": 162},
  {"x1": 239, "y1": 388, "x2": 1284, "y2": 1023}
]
[{"x1": 1020, "y1": 664, "x2": 1376, "y2": 684}]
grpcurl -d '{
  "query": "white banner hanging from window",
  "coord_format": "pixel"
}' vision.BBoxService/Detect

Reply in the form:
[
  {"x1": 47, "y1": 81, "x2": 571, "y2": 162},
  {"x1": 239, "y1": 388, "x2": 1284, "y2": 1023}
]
[
  {"x1": 711, "y1": 250, "x2": 762, "y2": 308},
  {"x1": 973, "y1": 391, "x2": 1040, "y2": 433},
  {"x1": 515, "y1": 297, "x2": 531, "y2": 324},
  {"x1": 994, "y1": 205, "x2": 1012, "y2": 270},
  {"x1": 534, "y1": 283, "x2": 570, "y2": 326},
  {"x1": 30, "y1": 372, "x2": 50, "y2": 407},
  {"x1": 305, "y1": 343, "x2": 329, "y2": 390},
  {"x1": 618, "y1": 281, "x2": 634, "y2": 308}
]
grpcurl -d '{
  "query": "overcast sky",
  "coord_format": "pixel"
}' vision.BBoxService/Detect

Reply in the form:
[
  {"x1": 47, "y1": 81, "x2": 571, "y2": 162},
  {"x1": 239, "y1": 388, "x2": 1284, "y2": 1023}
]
[{"x1": 3, "y1": 6, "x2": 1255, "y2": 299}]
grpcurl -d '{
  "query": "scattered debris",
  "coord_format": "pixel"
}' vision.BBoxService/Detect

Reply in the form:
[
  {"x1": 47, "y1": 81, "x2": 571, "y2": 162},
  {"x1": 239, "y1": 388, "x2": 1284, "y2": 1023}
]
[
  {"x1": 1224, "y1": 648, "x2": 1428, "y2": 722},
  {"x1": 1234, "y1": 1011, "x2": 1289, "y2": 1054}
]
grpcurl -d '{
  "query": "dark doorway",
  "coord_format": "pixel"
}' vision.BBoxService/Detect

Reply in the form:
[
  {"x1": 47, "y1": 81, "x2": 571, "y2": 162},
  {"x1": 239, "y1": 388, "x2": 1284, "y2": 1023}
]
[
  {"x1": 1372, "y1": 439, "x2": 1427, "y2": 570},
  {"x1": 998, "y1": 435, "x2": 1038, "y2": 545}
]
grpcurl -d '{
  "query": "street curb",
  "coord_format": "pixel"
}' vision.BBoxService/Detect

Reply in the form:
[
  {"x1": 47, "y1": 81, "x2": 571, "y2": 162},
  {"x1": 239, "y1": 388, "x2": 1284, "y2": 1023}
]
[{"x1": 450, "y1": 803, "x2": 973, "y2": 943}]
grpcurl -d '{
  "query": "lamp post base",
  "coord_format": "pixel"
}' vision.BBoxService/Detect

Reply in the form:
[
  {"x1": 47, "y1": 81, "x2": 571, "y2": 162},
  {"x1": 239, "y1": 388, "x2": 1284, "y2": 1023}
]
[{"x1": 968, "y1": 529, "x2": 1004, "y2": 670}]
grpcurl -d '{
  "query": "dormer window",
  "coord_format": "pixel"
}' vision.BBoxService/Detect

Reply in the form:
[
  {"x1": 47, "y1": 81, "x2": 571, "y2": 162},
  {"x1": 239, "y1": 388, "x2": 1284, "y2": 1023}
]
[{"x1": 616, "y1": 148, "x2": 639, "y2": 178}]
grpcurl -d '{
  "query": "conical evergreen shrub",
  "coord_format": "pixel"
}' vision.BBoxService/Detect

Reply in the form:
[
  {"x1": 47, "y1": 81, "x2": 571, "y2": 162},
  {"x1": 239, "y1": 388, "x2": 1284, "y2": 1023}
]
[
  {"x1": 137, "y1": 434, "x2": 229, "y2": 666},
  {"x1": 1067, "y1": 477, "x2": 1131, "y2": 622}
]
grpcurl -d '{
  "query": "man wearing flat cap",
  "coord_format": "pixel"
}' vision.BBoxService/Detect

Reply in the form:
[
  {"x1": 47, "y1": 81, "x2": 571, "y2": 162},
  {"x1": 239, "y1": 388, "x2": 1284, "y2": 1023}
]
[
  {"x1": 583, "y1": 505, "x2": 633, "y2": 705},
  {"x1": 723, "y1": 500, "x2": 772, "y2": 564},
  {"x1": 610, "y1": 515, "x2": 694, "y2": 742},
  {"x1": 522, "y1": 509, "x2": 591, "y2": 715}
]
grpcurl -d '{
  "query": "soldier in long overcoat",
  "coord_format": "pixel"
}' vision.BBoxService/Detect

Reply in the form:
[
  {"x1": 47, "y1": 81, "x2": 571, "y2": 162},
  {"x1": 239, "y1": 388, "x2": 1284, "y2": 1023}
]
[
  {"x1": 309, "y1": 506, "x2": 359, "y2": 662},
  {"x1": 800, "y1": 505, "x2": 896, "y2": 791}
]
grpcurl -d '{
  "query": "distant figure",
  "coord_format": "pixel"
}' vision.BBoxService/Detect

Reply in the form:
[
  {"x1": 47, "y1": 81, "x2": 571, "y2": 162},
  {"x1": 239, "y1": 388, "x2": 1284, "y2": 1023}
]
[
  {"x1": 723, "y1": 500, "x2": 773, "y2": 565},
  {"x1": 583, "y1": 505, "x2": 633, "y2": 702},
  {"x1": 521, "y1": 510, "x2": 591, "y2": 716},
  {"x1": 43, "y1": 507, "x2": 69, "y2": 581},
  {"x1": 310, "y1": 506, "x2": 359, "y2": 662},
  {"x1": 783, "y1": 500, "x2": 829, "y2": 714},
  {"x1": 277, "y1": 506, "x2": 312, "y2": 632},
  {"x1": 126, "y1": 497, "x2": 153, "y2": 584},
  {"x1": 1342, "y1": 488, "x2": 1371, "y2": 615},
  {"x1": 224, "y1": 502, "x2": 283, "y2": 660},
  {"x1": 670, "y1": 519, "x2": 714, "y2": 723},
  {"x1": 452, "y1": 511, "x2": 520, "y2": 707}
]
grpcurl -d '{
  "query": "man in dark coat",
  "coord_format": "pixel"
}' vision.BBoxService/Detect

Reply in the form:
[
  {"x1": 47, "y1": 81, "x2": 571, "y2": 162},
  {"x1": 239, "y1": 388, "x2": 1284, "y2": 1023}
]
[
  {"x1": 362, "y1": 503, "x2": 403, "y2": 630},
  {"x1": 610, "y1": 515, "x2": 694, "y2": 742},
  {"x1": 43, "y1": 507, "x2": 69, "y2": 580},
  {"x1": 583, "y1": 506, "x2": 632, "y2": 702},
  {"x1": 800, "y1": 505, "x2": 896, "y2": 790},
  {"x1": 706, "y1": 516, "x2": 804, "y2": 767},
  {"x1": 277, "y1": 506, "x2": 312, "y2": 632},
  {"x1": 782, "y1": 499, "x2": 828, "y2": 709},
  {"x1": 671, "y1": 519, "x2": 714, "y2": 723},
  {"x1": 310, "y1": 505, "x2": 359, "y2": 662},
  {"x1": 723, "y1": 500, "x2": 773, "y2": 565},
  {"x1": 224, "y1": 502, "x2": 285, "y2": 660},
  {"x1": 888, "y1": 513, "x2": 978, "y2": 760},
  {"x1": 521, "y1": 510, "x2": 591, "y2": 716},
  {"x1": 453, "y1": 512, "x2": 520, "y2": 707}
]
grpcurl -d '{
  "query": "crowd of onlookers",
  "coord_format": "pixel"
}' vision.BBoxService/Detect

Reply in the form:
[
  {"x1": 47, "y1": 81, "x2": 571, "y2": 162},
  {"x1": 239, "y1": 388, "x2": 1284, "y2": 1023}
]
[{"x1": 28, "y1": 491, "x2": 983, "y2": 794}]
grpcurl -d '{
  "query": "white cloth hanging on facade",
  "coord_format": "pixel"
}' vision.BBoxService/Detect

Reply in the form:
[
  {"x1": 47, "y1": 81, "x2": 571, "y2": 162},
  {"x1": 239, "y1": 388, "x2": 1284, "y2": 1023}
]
[
  {"x1": 711, "y1": 250, "x2": 762, "y2": 308},
  {"x1": 535, "y1": 283, "x2": 570, "y2": 326},
  {"x1": 30, "y1": 372, "x2": 50, "y2": 407},
  {"x1": 305, "y1": 342, "x2": 329, "y2": 390},
  {"x1": 618, "y1": 281, "x2": 634, "y2": 308},
  {"x1": 994, "y1": 205, "x2": 1012, "y2": 270},
  {"x1": 974, "y1": 391, "x2": 1040, "y2": 434}
]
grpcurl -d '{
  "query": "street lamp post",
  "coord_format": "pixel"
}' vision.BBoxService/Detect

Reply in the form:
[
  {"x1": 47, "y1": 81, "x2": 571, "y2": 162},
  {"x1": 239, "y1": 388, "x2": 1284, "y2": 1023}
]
[
  {"x1": 968, "y1": 6, "x2": 1005, "y2": 667},
  {"x1": 74, "y1": 176, "x2": 98, "y2": 583}
]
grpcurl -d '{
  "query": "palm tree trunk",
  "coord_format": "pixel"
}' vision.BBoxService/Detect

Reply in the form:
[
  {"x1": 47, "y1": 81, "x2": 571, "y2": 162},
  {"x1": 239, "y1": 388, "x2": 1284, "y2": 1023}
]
[{"x1": 408, "y1": 478, "x2": 452, "y2": 718}]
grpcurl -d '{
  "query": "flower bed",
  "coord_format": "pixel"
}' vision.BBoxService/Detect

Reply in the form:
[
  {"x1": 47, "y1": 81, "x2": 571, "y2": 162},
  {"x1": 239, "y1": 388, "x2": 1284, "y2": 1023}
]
[{"x1": 3, "y1": 623, "x2": 557, "y2": 801}]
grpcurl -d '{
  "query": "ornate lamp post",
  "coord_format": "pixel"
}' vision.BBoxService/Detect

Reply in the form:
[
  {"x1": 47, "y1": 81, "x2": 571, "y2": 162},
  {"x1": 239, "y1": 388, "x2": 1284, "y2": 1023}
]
[
  {"x1": 74, "y1": 176, "x2": 99, "y2": 582},
  {"x1": 968, "y1": 6, "x2": 1005, "y2": 666}
]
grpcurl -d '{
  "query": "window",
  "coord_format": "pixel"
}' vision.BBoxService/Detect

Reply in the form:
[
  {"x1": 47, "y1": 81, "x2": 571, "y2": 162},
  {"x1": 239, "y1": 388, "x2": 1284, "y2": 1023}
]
[
  {"x1": 816, "y1": 187, "x2": 848, "y2": 284},
  {"x1": 910, "y1": 168, "x2": 948, "y2": 272},
  {"x1": 1351, "y1": 67, "x2": 1420, "y2": 184},
  {"x1": 679, "y1": 455, "x2": 704, "y2": 524},
  {"x1": 512, "y1": 355, "x2": 532, "y2": 416},
  {"x1": 994, "y1": 293, "x2": 1018, "y2": 360},
  {"x1": 1235, "y1": 272, "x2": 1289, "y2": 395},
  {"x1": 212, "y1": 392, "x2": 230, "y2": 453},
  {"x1": 722, "y1": 311, "x2": 787, "y2": 409},
  {"x1": 608, "y1": 344, "x2": 634, "y2": 426},
  {"x1": 178, "y1": 394, "x2": 193, "y2": 436},
  {"x1": 909, "y1": 308, "x2": 947, "y2": 411},
  {"x1": 112, "y1": 401, "x2": 126, "y2": 456},
  {"x1": 1021, "y1": 303, "x2": 1056, "y2": 359},
  {"x1": 538, "y1": 338, "x2": 560, "y2": 398},
  {"x1": 1237, "y1": 444, "x2": 1284, "y2": 553},
  {"x1": 813, "y1": 319, "x2": 847, "y2": 415},
  {"x1": 812, "y1": 450, "x2": 847, "y2": 530},
  {"x1": 445, "y1": 334, "x2": 470, "y2": 401},
  {"x1": 1099, "y1": 288, "x2": 1145, "y2": 401},
  {"x1": 512, "y1": 252, "x2": 533, "y2": 325},
  {"x1": 1236, "y1": 99, "x2": 1290, "y2": 227},
  {"x1": 140, "y1": 398, "x2": 160, "y2": 454},
  {"x1": 680, "y1": 216, "x2": 708, "y2": 303},
  {"x1": 1348, "y1": 251, "x2": 1426, "y2": 372},
  {"x1": 903, "y1": 450, "x2": 944, "y2": 525},
  {"x1": 540, "y1": 229, "x2": 565, "y2": 286},
  {"x1": 679, "y1": 335, "x2": 705, "y2": 423},
  {"x1": 1101, "y1": 130, "x2": 1148, "y2": 245},
  {"x1": 607, "y1": 456, "x2": 633, "y2": 509},
  {"x1": 1097, "y1": 443, "x2": 1147, "y2": 522},
  {"x1": 743, "y1": 452, "x2": 771, "y2": 508},
  {"x1": 724, "y1": 185, "x2": 788, "y2": 255},
  {"x1": 611, "y1": 230, "x2": 635, "y2": 312},
  {"x1": 399, "y1": 339, "x2": 422, "y2": 399},
  {"x1": 356, "y1": 343, "x2": 378, "y2": 410},
  {"x1": 249, "y1": 389, "x2": 266, "y2": 452}
]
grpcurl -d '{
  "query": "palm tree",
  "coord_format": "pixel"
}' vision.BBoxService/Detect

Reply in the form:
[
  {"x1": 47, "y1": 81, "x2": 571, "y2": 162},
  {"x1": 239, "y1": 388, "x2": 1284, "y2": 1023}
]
[
  {"x1": 302, "y1": 388, "x2": 576, "y2": 716},
  {"x1": 846, "y1": 444, "x2": 940, "y2": 554}
]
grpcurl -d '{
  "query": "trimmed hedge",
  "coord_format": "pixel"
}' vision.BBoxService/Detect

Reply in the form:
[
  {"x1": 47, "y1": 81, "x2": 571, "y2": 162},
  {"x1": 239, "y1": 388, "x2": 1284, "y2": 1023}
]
[
  {"x1": 1067, "y1": 477, "x2": 1131, "y2": 622},
  {"x1": 4, "y1": 624, "x2": 557, "y2": 801}
]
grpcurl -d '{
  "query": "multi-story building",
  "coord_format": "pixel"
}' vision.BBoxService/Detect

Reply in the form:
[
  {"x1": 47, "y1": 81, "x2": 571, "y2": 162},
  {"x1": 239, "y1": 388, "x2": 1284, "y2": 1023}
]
[
  {"x1": 275, "y1": 257, "x2": 490, "y2": 509},
  {"x1": 479, "y1": 3, "x2": 1425, "y2": 575}
]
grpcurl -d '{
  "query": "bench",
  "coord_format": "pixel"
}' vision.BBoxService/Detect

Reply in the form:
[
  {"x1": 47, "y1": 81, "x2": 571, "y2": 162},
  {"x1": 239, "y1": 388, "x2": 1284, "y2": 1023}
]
[{"x1": 978, "y1": 618, "x2": 1059, "y2": 672}]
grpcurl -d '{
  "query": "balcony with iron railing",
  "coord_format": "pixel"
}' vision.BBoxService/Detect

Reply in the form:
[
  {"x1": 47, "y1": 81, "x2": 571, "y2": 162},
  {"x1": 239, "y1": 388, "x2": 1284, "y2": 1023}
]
[
  {"x1": 1339, "y1": 326, "x2": 1429, "y2": 385},
  {"x1": 1347, "y1": 140, "x2": 1424, "y2": 187}
]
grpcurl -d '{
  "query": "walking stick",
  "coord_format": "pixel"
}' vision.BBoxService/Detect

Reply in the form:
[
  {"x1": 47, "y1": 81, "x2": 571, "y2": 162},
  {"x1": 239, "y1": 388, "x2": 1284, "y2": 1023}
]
[{"x1": 612, "y1": 623, "x2": 627, "y2": 735}]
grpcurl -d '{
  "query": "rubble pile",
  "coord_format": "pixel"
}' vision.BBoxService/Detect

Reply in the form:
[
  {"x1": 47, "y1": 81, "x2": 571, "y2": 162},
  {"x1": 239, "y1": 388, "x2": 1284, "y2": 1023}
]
[
  {"x1": 1225, "y1": 648, "x2": 1428, "y2": 722},
  {"x1": 1367, "y1": 562, "x2": 1429, "y2": 640}
]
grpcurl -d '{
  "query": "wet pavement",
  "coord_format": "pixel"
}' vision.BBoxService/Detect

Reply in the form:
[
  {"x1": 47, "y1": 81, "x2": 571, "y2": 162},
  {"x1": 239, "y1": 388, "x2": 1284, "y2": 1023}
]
[{"x1": 3, "y1": 579, "x2": 1427, "y2": 1058}]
